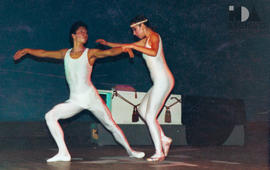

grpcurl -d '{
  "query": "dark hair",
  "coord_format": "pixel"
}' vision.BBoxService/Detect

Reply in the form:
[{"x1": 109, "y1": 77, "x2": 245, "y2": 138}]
[
  {"x1": 130, "y1": 15, "x2": 151, "y2": 28},
  {"x1": 69, "y1": 21, "x2": 88, "y2": 45}
]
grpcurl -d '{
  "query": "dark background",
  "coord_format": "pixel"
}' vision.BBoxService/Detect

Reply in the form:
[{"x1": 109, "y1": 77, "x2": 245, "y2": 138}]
[{"x1": 0, "y1": 0, "x2": 269, "y2": 122}]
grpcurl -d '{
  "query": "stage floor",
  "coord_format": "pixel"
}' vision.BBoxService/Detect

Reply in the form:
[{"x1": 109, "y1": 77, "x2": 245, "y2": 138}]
[{"x1": 0, "y1": 122, "x2": 269, "y2": 170}]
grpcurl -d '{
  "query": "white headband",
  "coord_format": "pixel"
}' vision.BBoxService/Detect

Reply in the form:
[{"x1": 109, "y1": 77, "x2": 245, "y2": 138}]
[{"x1": 130, "y1": 19, "x2": 148, "y2": 28}]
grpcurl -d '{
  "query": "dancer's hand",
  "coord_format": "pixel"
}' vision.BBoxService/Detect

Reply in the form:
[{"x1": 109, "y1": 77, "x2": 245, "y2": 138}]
[
  {"x1": 96, "y1": 39, "x2": 107, "y2": 45},
  {"x1": 126, "y1": 48, "x2": 134, "y2": 58},
  {"x1": 122, "y1": 44, "x2": 134, "y2": 50},
  {"x1": 121, "y1": 45, "x2": 134, "y2": 58},
  {"x1": 13, "y1": 48, "x2": 28, "y2": 60}
]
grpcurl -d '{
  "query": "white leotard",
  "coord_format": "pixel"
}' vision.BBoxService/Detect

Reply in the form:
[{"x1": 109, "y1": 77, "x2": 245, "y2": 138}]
[
  {"x1": 139, "y1": 35, "x2": 174, "y2": 156},
  {"x1": 142, "y1": 35, "x2": 174, "y2": 88},
  {"x1": 64, "y1": 48, "x2": 96, "y2": 108}
]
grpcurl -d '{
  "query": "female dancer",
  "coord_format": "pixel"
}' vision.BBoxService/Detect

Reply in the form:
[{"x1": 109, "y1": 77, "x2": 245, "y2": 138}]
[
  {"x1": 96, "y1": 15, "x2": 175, "y2": 161},
  {"x1": 13, "y1": 21, "x2": 144, "y2": 162}
]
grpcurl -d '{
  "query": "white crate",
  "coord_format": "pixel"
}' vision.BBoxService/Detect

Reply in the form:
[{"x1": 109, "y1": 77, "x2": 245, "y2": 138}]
[{"x1": 98, "y1": 89, "x2": 182, "y2": 125}]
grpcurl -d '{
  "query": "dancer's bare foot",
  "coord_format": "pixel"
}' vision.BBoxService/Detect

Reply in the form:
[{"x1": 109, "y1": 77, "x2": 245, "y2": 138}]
[
  {"x1": 128, "y1": 150, "x2": 145, "y2": 159},
  {"x1": 146, "y1": 152, "x2": 165, "y2": 162},
  {"x1": 46, "y1": 152, "x2": 71, "y2": 162},
  {"x1": 162, "y1": 136, "x2": 172, "y2": 157}
]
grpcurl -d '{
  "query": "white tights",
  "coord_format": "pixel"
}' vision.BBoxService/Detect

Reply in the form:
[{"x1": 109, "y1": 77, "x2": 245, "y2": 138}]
[
  {"x1": 45, "y1": 97, "x2": 141, "y2": 162},
  {"x1": 138, "y1": 85, "x2": 172, "y2": 155}
]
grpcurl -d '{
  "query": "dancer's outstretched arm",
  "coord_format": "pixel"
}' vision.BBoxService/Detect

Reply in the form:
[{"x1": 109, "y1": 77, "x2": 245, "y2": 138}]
[
  {"x1": 87, "y1": 47, "x2": 134, "y2": 65},
  {"x1": 96, "y1": 35, "x2": 157, "y2": 57},
  {"x1": 13, "y1": 48, "x2": 68, "y2": 61},
  {"x1": 121, "y1": 33, "x2": 159, "y2": 57},
  {"x1": 92, "y1": 47, "x2": 127, "y2": 58},
  {"x1": 96, "y1": 38, "x2": 146, "y2": 48},
  {"x1": 96, "y1": 39, "x2": 124, "y2": 48}
]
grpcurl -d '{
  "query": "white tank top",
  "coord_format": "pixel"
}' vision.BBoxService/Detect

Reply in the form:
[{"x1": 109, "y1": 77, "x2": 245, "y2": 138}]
[
  {"x1": 64, "y1": 48, "x2": 96, "y2": 108},
  {"x1": 142, "y1": 35, "x2": 174, "y2": 84}
]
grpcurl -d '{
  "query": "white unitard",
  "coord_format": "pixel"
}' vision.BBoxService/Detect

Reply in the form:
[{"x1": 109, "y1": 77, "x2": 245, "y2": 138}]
[
  {"x1": 45, "y1": 48, "x2": 143, "y2": 162},
  {"x1": 138, "y1": 35, "x2": 174, "y2": 155}
]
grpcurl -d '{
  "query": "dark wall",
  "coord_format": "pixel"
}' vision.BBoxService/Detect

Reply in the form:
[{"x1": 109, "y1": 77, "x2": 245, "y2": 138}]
[{"x1": 0, "y1": 0, "x2": 269, "y2": 121}]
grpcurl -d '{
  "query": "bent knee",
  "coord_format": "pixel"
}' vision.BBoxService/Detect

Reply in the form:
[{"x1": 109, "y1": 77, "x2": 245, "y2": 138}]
[
  {"x1": 45, "y1": 113, "x2": 51, "y2": 122},
  {"x1": 45, "y1": 111, "x2": 58, "y2": 122},
  {"x1": 145, "y1": 114, "x2": 156, "y2": 124}
]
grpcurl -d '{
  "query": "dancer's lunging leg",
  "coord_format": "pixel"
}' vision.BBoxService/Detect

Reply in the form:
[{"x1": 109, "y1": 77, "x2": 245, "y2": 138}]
[
  {"x1": 89, "y1": 93, "x2": 145, "y2": 158},
  {"x1": 138, "y1": 87, "x2": 172, "y2": 160},
  {"x1": 45, "y1": 102, "x2": 83, "y2": 162}
]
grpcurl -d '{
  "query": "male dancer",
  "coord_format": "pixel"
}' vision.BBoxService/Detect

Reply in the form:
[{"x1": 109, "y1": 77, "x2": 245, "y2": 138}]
[{"x1": 13, "y1": 21, "x2": 144, "y2": 162}]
